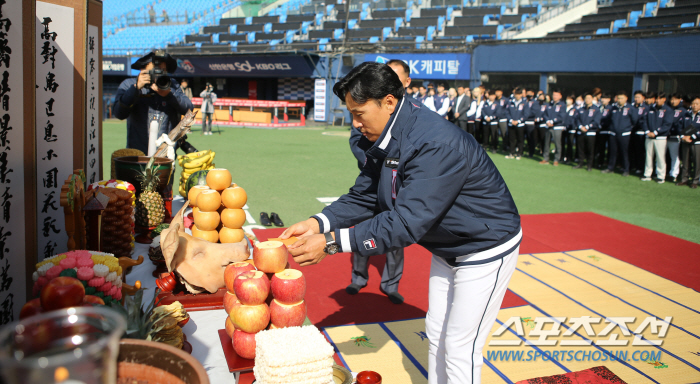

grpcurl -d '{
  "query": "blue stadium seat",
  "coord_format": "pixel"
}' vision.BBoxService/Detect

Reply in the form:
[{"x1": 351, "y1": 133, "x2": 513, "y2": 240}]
[
  {"x1": 628, "y1": 10, "x2": 642, "y2": 27},
  {"x1": 612, "y1": 19, "x2": 626, "y2": 32},
  {"x1": 415, "y1": 35, "x2": 424, "y2": 48},
  {"x1": 644, "y1": 2, "x2": 657, "y2": 17},
  {"x1": 369, "y1": 36, "x2": 379, "y2": 43},
  {"x1": 680, "y1": 22, "x2": 695, "y2": 28},
  {"x1": 596, "y1": 27, "x2": 609, "y2": 34}
]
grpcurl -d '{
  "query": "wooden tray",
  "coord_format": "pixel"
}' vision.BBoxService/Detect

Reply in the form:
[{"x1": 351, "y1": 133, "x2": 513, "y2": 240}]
[
  {"x1": 217, "y1": 329, "x2": 255, "y2": 373},
  {"x1": 156, "y1": 287, "x2": 227, "y2": 311}
]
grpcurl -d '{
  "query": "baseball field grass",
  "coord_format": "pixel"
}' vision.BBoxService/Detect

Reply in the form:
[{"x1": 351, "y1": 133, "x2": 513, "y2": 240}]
[{"x1": 103, "y1": 120, "x2": 700, "y2": 244}]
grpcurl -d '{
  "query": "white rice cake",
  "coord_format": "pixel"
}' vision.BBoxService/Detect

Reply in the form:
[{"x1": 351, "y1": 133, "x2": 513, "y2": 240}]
[{"x1": 254, "y1": 326, "x2": 334, "y2": 384}]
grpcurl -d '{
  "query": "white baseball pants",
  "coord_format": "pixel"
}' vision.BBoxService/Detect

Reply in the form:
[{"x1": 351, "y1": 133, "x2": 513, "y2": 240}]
[{"x1": 426, "y1": 234, "x2": 520, "y2": 384}]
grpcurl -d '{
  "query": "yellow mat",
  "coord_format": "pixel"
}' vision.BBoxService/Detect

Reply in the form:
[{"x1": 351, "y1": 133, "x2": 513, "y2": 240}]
[{"x1": 322, "y1": 250, "x2": 700, "y2": 384}]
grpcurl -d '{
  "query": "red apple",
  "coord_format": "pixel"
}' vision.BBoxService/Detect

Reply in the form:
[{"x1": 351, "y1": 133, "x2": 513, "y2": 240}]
[
  {"x1": 223, "y1": 291, "x2": 239, "y2": 314},
  {"x1": 232, "y1": 303, "x2": 270, "y2": 334},
  {"x1": 232, "y1": 329, "x2": 256, "y2": 360},
  {"x1": 227, "y1": 299, "x2": 243, "y2": 323},
  {"x1": 83, "y1": 295, "x2": 105, "y2": 306},
  {"x1": 224, "y1": 262, "x2": 255, "y2": 292},
  {"x1": 225, "y1": 317, "x2": 236, "y2": 338},
  {"x1": 41, "y1": 277, "x2": 86, "y2": 311},
  {"x1": 233, "y1": 270, "x2": 270, "y2": 305},
  {"x1": 271, "y1": 269, "x2": 306, "y2": 304},
  {"x1": 19, "y1": 298, "x2": 43, "y2": 320},
  {"x1": 253, "y1": 241, "x2": 288, "y2": 274},
  {"x1": 270, "y1": 299, "x2": 306, "y2": 328}
]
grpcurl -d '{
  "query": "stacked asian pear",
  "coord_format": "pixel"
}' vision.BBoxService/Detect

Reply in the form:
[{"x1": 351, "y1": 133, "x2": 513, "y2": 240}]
[
  {"x1": 188, "y1": 168, "x2": 248, "y2": 244},
  {"x1": 254, "y1": 325, "x2": 334, "y2": 384},
  {"x1": 223, "y1": 241, "x2": 307, "y2": 360}
]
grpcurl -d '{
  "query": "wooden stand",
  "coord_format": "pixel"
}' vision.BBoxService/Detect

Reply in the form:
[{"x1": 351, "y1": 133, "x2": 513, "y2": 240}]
[{"x1": 59, "y1": 170, "x2": 87, "y2": 251}]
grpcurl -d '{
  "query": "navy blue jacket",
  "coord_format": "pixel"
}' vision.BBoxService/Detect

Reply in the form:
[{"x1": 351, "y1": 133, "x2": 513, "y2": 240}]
[
  {"x1": 113, "y1": 78, "x2": 193, "y2": 154},
  {"x1": 497, "y1": 98, "x2": 508, "y2": 121},
  {"x1": 632, "y1": 103, "x2": 648, "y2": 134},
  {"x1": 642, "y1": 103, "x2": 674, "y2": 138},
  {"x1": 605, "y1": 103, "x2": 639, "y2": 136},
  {"x1": 576, "y1": 104, "x2": 602, "y2": 135},
  {"x1": 313, "y1": 98, "x2": 521, "y2": 261},
  {"x1": 599, "y1": 104, "x2": 613, "y2": 133},
  {"x1": 683, "y1": 110, "x2": 700, "y2": 144},
  {"x1": 505, "y1": 98, "x2": 529, "y2": 127},
  {"x1": 481, "y1": 100, "x2": 500, "y2": 125},
  {"x1": 669, "y1": 105, "x2": 687, "y2": 137},
  {"x1": 565, "y1": 106, "x2": 579, "y2": 133},
  {"x1": 544, "y1": 100, "x2": 567, "y2": 129},
  {"x1": 526, "y1": 99, "x2": 541, "y2": 122}
]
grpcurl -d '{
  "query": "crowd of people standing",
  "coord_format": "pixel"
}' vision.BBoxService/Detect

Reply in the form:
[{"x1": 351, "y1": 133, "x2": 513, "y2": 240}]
[{"x1": 404, "y1": 80, "x2": 700, "y2": 189}]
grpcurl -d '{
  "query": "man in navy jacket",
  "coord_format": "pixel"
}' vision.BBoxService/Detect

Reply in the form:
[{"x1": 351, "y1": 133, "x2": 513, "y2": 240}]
[
  {"x1": 574, "y1": 93, "x2": 601, "y2": 171},
  {"x1": 667, "y1": 93, "x2": 687, "y2": 182},
  {"x1": 280, "y1": 62, "x2": 521, "y2": 383},
  {"x1": 677, "y1": 96, "x2": 700, "y2": 188},
  {"x1": 539, "y1": 90, "x2": 567, "y2": 166},
  {"x1": 505, "y1": 87, "x2": 528, "y2": 159},
  {"x1": 602, "y1": 91, "x2": 639, "y2": 176},
  {"x1": 641, "y1": 92, "x2": 674, "y2": 183}
]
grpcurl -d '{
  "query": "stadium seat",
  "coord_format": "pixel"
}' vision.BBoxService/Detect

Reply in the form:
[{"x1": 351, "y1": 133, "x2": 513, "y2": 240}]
[
  {"x1": 596, "y1": 27, "x2": 610, "y2": 34},
  {"x1": 680, "y1": 22, "x2": 695, "y2": 27}
]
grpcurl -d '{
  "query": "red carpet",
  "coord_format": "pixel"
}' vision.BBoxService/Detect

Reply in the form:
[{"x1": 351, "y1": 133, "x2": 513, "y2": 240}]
[{"x1": 252, "y1": 212, "x2": 700, "y2": 328}]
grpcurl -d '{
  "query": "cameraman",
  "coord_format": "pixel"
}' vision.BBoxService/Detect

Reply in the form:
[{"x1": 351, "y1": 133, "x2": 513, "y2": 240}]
[
  {"x1": 200, "y1": 83, "x2": 217, "y2": 135},
  {"x1": 113, "y1": 51, "x2": 194, "y2": 156}
]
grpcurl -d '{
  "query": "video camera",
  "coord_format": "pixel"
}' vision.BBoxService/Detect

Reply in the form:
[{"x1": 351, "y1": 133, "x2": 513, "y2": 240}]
[{"x1": 148, "y1": 50, "x2": 172, "y2": 91}]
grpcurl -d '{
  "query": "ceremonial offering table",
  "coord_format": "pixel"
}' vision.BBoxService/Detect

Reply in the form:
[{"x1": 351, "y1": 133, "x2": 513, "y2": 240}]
[{"x1": 127, "y1": 197, "x2": 253, "y2": 383}]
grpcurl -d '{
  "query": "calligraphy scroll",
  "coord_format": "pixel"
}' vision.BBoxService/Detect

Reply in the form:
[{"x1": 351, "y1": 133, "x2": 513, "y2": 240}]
[
  {"x1": 36, "y1": 1, "x2": 74, "y2": 260},
  {"x1": 0, "y1": 0, "x2": 27, "y2": 325},
  {"x1": 85, "y1": 25, "x2": 100, "y2": 185}
]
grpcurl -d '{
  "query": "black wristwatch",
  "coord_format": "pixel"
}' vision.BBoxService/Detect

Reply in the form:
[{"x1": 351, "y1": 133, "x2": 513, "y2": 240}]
[{"x1": 323, "y1": 232, "x2": 340, "y2": 255}]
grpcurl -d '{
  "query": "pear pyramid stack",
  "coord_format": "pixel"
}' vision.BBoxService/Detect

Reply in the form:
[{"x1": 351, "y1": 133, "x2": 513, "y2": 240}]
[{"x1": 188, "y1": 168, "x2": 248, "y2": 244}]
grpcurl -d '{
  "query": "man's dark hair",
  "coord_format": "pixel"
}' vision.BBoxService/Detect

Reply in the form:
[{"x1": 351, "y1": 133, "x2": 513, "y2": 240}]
[
  {"x1": 671, "y1": 92, "x2": 682, "y2": 100},
  {"x1": 419, "y1": 85, "x2": 426, "y2": 90},
  {"x1": 633, "y1": 90, "x2": 645, "y2": 97},
  {"x1": 513, "y1": 86, "x2": 523, "y2": 94},
  {"x1": 386, "y1": 59, "x2": 410, "y2": 76},
  {"x1": 646, "y1": 91, "x2": 657, "y2": 99},
  {"x1": 657, "y1": 92, "x2": 666, "y2": 99},
  {"x1": 333, "y1": 62, "x2": 404, "y2": 105},
  {"x1": 602, "y1": 93, "x2": 611, "y2": 99},
  {"x1": 617, "y1": 90, "x2": 628, "y2": 97},
  {"x1": 583, "y1": 92, "x2": 593, "y2": 98},
  {"x1": 552, "y1": 88, "x2": 562, "y2": 95}
]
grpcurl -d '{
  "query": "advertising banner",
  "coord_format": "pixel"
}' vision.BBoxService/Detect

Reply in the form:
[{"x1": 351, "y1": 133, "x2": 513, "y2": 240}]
[
  {"x1": 364, "y1": 53, "x2": 471, "y2": 80},
  {"x1": 102, "y1": 56, "x2": 129, "y2": 76},
  {"x1": 170, "y1": 56, "x2": 316, "y2": 78},
  {"x1": 314, "y1": 79, "x2": 327, "y2": 121}
]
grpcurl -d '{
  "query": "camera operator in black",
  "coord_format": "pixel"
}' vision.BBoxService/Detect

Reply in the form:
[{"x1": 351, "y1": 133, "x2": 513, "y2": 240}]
[
  {"x1": 113, "y1": 51, "x2": 194, "y2": 155},
  {"x1": 200, "y1": 83, "x2": 218, "y2": 135}
]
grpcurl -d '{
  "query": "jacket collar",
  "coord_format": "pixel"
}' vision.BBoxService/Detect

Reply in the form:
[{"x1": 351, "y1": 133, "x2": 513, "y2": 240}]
[{"x1": 367, "y1": 97, "x2": 409, "y2": 159}]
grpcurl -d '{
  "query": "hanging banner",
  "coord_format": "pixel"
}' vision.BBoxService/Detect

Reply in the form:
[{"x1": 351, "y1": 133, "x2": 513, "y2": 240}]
[
  {"x1": 364, "y1": 53, "x2": 471, "y2": 80},
  {"x1": 0, "y1": 0, "x2": 26, "y2": 325},
  {"x1": 314, "y1": 78, "x2": 326, "y2": 122},
  {"x1": 86, "y1": 25, "x2": 100, "y2": 185},
  {"x1": 36, "y1": 1, "x2": 74, "y2": 260}
]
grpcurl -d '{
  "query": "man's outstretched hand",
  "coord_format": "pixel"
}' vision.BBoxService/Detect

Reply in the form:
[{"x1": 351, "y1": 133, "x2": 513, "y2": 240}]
[
  {"x1": 279, "y1": 218, "x2": 320, "y2": 240},
  {"x1": 287, "y1": 234, "x2": 329, "y2": 267},
  {"x1": 280, "y1": 219, "x2": 328, "y2": 266}
]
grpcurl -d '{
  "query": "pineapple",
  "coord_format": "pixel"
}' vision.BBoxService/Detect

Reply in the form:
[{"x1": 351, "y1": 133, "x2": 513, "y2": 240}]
[{"x1": 135, "y1": 157, "x2": 165, "y2": 228}]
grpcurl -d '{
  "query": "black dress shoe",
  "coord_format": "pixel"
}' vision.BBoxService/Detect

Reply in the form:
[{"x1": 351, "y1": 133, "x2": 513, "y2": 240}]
[
  {"x1": 676, "y1": 181, "x2": 688, "y2": 186},
  {"x1": 622, "y1": 172, "x2": 629, "y2": 177},
  {"x1": 572, "y1": 164, "x2": 582, "y2": 169},
  {"x1": 259, "y1": 212, "x2": 272, "y2": 226},
  {"x1": 346, "y1": 283, "x2": 364, "y2": 295},
  {"x1": 270, "y1": 212, "x2": 284, "y2": 227},
  {"x1": 587, "y1": 166, "x2": 592, "y2": 172},
  {"x1": 379, "y1": 287, "x2": 404, "y2": 304},
  {"x1": 601, "y1": 169, "x2": 612, "y2": 174},
  {"x1": 692, "y1": 183, "x2": 698, "y2": 189}
]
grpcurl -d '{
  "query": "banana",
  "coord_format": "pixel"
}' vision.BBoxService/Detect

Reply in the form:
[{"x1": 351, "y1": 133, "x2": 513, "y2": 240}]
[
  {"x1": 183, "y1": 154, "x2": 212, "y2": 169},
  {"x1": 186, "y1": 150, "x2": 210, "y2": 159}
]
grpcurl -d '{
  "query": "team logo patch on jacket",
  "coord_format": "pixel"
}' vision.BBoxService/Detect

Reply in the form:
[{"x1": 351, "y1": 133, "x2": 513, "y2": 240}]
[
  {"x1": 589, "y1": 109, "x2": 595, "y2": 117},
  {"x1": 363, "y1": 239, "x2": 377, "y2": 250}
]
